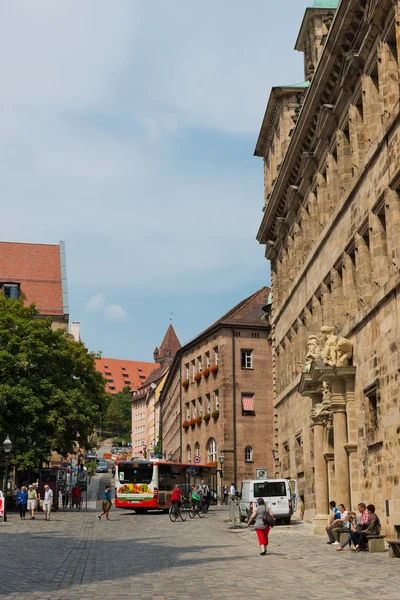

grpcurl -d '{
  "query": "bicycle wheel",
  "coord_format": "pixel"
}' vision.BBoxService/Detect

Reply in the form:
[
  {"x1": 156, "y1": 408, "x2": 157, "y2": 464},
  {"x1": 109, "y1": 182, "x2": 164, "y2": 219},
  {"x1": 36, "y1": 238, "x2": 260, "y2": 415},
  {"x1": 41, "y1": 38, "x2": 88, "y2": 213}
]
[
  {"x1": 188, "y1": 505, "x2": 195, "y2": 519},
  {"x1": 180, "y1": 505, "x2": 187, "y2": 521},
  {"x1": 169, "y1": 506, "x2": 177, "y2": 522},
  {"x1": 198, "y1": 504, "x2": 207, "y2": 518}
]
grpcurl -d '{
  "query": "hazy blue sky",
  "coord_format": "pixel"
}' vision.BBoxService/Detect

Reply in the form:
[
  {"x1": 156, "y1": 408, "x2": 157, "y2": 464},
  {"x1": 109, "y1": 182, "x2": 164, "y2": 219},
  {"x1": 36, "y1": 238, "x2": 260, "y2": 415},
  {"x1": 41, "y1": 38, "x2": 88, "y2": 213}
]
[{"x1": 1, "y1": 1, "x2": 309, "y2": 360}]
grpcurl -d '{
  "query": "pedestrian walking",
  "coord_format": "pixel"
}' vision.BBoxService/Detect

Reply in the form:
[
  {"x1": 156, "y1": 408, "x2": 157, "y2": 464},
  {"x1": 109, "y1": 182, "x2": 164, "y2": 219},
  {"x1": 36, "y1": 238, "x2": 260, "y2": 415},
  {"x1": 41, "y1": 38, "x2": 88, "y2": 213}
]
[
  {"x1": 199, "y1": 479, "x2": 210, "y2": 513},
  {"x1": 43, "y1": 485, "x2": 53, "y2": 521},
  {"x1": 27, "y1": 485, "x2": 37, "y2": 520},
  {"x1": 247, "y1": 498, "x2": 274, "y2": 555},
  {"x1": 223, "y1": 485, "x2": 228, "y2": 505},
  {"x1": 98, "y1": 485, "x2": 112, "y2": 521},
  {"x1": 17, "y1": 486, "x2": 28, "y2": 520}
]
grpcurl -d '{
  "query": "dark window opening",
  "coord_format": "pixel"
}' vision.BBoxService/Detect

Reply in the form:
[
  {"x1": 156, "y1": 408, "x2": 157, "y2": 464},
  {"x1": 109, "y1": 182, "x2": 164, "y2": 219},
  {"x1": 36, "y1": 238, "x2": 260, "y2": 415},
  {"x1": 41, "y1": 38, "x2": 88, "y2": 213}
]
[{"x1": 2, "y1": 283, "x2": 19, "y2": 299}]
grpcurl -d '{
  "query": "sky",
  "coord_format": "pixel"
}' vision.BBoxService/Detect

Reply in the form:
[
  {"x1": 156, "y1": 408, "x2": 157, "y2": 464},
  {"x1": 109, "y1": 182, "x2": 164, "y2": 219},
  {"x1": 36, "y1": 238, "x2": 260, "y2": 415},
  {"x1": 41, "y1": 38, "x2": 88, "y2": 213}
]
[{"x1": 1, "y1": 0, "x2": 309, "y2": 360}]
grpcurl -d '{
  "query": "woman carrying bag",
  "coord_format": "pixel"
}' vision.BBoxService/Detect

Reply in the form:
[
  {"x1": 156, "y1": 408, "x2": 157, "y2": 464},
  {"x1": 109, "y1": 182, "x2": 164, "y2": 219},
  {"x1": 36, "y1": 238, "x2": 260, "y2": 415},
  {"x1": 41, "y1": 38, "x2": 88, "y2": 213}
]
[{"x1": 247, "y1": 498, "x2": 275, "y2": 555}]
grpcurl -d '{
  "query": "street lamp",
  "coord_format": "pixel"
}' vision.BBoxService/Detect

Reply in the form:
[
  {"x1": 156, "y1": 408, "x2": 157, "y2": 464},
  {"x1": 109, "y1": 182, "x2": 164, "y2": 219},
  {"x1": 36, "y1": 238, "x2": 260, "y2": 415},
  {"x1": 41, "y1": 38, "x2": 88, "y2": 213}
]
[
  {"x1": 219, "y1": 455, "x2": 225, "y2": 505},
  {"x1": 3, "y1": 436, "x2": 12, "y2": 522}
]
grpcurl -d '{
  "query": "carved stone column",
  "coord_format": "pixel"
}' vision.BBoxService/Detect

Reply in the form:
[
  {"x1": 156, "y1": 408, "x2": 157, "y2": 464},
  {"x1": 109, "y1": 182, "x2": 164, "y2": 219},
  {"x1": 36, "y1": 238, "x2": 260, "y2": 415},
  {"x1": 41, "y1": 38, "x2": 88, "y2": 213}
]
[
  {"x1": 344, "y1": 376, "x2": 359, "y2": 509},
  {"x1": 311, "y1": 415, "x2": 329, "y2": 535},
  {"x1": 324, "y1": 451, "x2": 336, "y2": 504},
  {"x1": 330, "y1": 377, "x2": 350, "y2": 509}
]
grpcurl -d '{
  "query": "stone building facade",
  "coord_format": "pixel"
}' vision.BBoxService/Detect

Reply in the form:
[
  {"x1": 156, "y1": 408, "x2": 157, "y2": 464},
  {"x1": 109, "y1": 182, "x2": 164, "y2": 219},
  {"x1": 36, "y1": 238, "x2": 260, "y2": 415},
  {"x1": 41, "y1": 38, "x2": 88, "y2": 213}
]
[
  {"x1": 160, "y1": 288, "x2": 274, "y2": 499},
  {"x1": 256, "y1": 0, "x2": 400, "y2": 535}
]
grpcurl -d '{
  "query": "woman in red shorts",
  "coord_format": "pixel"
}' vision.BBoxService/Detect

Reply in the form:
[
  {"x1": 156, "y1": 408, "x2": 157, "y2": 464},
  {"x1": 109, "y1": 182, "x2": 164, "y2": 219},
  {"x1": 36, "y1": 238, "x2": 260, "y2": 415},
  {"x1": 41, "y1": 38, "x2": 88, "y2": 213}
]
[{"x1": 247, "y1": 498, "x2": 274, "y2": 555}]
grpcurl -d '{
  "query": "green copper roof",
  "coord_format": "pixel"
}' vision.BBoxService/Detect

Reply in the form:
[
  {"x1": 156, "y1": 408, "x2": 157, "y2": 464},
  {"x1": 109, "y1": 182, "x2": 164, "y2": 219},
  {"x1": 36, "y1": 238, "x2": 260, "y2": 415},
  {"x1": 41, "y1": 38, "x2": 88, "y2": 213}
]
[
  {"x1": 280, "y1": 81, "x2": 311, "y2": 89},
  {"x1": 313, "y1": 0, "x2": 339, "y2": 7}
]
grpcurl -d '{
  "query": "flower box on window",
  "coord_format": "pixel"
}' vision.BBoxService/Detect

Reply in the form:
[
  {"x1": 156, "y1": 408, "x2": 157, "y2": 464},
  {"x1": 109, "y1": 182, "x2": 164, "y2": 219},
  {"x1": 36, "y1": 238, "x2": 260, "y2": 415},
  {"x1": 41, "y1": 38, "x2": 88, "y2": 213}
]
[
  {"x1": 197, "y1": 415, "x2": 202, "y2": 426},
  {"x1": 194, "y1": 372, "x2": 202, "y2": 383},
  {"x1": 189, "y1": 418, "x2": 197, "y2": 428},
  {"x1": 210, "y1": 364, "x2": 219, "y2": 375},
  {"x1": 182, "y1": 421, "x2": 190, "y2": 430},
  {"x1": 203, "y1": 413, "x2": 211, "y2": 423},
  {"x1": 182, "y1": 379, "x2": 189, "y2": 389},
  {"x1": 202, "y1": 368, "x2": 210, "y2": 378},
  {"x1": 211, "y1": 410, "x2": 219, "y2": 419}
]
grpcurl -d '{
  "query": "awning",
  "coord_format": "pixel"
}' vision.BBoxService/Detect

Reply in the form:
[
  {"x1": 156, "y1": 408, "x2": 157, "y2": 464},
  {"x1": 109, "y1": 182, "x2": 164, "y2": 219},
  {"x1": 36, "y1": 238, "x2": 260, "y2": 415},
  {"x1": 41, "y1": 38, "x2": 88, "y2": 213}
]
[{"x1": 242, "y1": 395, "x2": 254, "y2": 411}]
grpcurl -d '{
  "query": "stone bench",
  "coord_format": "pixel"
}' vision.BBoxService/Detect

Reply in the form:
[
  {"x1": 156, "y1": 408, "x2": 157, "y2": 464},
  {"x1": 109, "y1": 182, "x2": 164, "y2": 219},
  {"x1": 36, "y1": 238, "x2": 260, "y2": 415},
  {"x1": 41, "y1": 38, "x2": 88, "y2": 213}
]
[
  {"x1": 386, "y1": 539, "x2": 400, "y2": 558},
  {"x1": 337, "y1": 531, "x2": 386, "y2": 552},
  {"x1": 366, "y1": 534, "x2": 385, "y2": 553}
]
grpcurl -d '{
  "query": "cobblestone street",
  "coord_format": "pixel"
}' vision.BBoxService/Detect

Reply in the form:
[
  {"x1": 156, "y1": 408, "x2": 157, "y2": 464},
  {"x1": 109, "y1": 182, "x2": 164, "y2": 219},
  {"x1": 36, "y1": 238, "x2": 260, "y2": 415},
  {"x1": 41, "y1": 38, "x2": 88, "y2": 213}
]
[{"x1": 0, "y1": 474, "x2": 399, "y2": 600}]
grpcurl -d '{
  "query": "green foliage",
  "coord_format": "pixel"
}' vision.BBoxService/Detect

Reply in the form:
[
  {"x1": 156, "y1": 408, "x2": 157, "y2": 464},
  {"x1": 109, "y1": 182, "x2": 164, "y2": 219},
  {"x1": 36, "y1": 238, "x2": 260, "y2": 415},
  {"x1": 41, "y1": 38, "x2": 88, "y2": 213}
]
[
  {"x1": 0, "y1": 296, "x2": 108, "y2": 469},
  {"x1": 106, "y1": 386, "x2": 132, "y2": 436},
  {"x1": 153, "y1": 435, "x2": 162, "y2": 457},
  {"x1": 86, "y1": 461, "x2": 96, "y2": 476}
]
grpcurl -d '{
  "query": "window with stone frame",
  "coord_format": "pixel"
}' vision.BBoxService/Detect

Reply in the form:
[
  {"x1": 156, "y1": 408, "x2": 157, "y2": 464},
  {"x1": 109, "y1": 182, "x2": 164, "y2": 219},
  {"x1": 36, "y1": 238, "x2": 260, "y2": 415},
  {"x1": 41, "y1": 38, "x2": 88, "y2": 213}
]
[
  {"x1": 206, "y1": 393, "x2": 211, "y2": 414},
  {"x1": 213, "y1": 390, "x2": 219, "y2": 411},
  {"x1": 191, "y1": 360, "x2": 196, "y2": 382},
  {"x1": 245, "y1": 446, "x2": 253, "y2": 462},
  {"x1": 185, "y1": 402, "x2": 190, "y2": 421},
  {"x1": 295, "y1": 434, "x2": 304, "y2": 473},
  {"x1": 194, "y1": 442, "x2": 200, "y2": 457},
  {"x1": 364, "y1": 382, "x2": 380, "y2": 432},
  {"x1": 191, "y1": 399, "x2": 197, "y2": 419},
  {"x1": 207, "y1": 438, "x2": 217, "y2": 463},
  {"x1": 241, "y1": 349, "x2": 253, "y2": 369},
  {"x1": 185, "y1": 363, "x2": 190, "y2": 380},
  {"x1": 197, "y1": 356, "x2": 202, "y2": 372},
  {"x1": 213, "y1": 346, "x2": 219, "y2": 365},
  {"x1": 187, "y1": 445, "x2": 192, "y2": 463},
  {"x1": 198, "y1": 397, "x2": 203, "y2": 416},
  {"x1": 205, "y1": 351, "x2": 210, "y2": 368},
  {"x1": 282, "y1": 441, "x2": 290, "y2": 473}
]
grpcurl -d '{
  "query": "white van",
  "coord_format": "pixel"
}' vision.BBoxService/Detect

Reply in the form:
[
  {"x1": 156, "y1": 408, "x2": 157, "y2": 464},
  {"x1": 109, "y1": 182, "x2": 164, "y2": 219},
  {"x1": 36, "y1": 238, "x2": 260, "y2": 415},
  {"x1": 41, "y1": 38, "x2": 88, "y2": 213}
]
[{"x1": 239, "y1": 479, "x2": 298, "y2": 524}]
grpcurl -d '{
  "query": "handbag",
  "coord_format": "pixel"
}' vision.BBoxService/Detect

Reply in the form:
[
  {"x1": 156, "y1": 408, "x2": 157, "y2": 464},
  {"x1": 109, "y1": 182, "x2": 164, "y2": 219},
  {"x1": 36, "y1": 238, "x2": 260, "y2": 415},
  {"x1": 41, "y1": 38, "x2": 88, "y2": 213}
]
[{"x1": 262, "y1": 509, "x2": 275, "y2": 528}]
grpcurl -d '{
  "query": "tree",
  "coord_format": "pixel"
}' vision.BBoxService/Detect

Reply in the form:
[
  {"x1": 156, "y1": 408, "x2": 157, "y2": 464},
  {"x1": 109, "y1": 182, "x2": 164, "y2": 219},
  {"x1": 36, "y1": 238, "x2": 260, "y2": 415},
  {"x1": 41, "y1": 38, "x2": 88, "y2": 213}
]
[
  {"x1": 0, "y1": 296, "x2": 108, "y2": 469},
  {"x1": 106, "y1": 386, "x2": 132, "y2": 437}
]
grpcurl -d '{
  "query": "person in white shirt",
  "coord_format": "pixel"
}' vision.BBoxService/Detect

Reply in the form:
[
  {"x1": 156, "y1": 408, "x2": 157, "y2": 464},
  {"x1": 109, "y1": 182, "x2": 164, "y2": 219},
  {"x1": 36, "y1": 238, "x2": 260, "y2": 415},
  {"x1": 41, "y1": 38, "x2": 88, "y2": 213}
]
[
  {"x1": 328, "y1": 504, "x2": 349, "y2": 545},
  {"x1": 43, "y1": 485, "x2": 53, "y2": 521},
  {"x1": 198, "y1": 480, "x2": 210, "y2": 512},
  {"x1": 228, "y1": 483, "x2": 236, "y2": 504}
]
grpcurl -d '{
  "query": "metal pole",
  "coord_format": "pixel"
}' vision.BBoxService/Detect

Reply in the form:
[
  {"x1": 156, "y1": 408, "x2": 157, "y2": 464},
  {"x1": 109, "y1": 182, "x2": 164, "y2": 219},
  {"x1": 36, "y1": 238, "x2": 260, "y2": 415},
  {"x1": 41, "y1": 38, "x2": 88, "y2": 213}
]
[
  {"x1": 85, "y1": 472, "x2": 88, "y2": 510},
  {"x1": 4, "y1": 456, "x2": 8, "y2": 522}
]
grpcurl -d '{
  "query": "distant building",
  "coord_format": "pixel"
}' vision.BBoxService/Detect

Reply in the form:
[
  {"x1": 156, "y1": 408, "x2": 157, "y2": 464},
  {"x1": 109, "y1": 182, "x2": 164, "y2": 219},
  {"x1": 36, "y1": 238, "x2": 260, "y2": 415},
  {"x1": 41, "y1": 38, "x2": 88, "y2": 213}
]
[
  {"x1": 95, "y1": 358, "x2": 156, "y2": 395},
  {"x1": 160, "y1": 288, "x2": 274, "y2": 497},
  {"x1": 0, "y1": 240, "x2": 69, "y2": 329},
  {"x1": 131, "y1": 325, "x2": 181, "y2": 456}
]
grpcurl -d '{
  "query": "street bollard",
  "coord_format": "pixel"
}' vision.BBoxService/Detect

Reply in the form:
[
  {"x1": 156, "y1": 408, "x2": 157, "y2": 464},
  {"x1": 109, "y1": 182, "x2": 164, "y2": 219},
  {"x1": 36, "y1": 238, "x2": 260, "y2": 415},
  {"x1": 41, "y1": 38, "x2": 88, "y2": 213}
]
[{"x1": 228, "y1": 497, "x2": 234, "y2": 521}]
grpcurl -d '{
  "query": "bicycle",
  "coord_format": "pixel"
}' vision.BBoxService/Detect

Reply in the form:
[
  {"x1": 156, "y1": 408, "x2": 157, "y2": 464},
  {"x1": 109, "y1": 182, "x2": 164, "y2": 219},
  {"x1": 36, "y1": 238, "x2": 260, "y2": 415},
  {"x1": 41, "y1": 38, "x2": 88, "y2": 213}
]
[
  {"x1": 169, "y1": 501, "x2": 187, "y2": 522},
  {"x1": 189, "y1": 499, "x2": 207, "y2": 519}
]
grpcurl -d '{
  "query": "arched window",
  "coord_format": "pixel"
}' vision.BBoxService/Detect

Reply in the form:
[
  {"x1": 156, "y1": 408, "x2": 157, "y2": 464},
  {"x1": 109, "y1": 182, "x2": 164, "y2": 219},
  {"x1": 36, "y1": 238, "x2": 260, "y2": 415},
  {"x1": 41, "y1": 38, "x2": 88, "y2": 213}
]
[
  {"x1": 207, "y1": 438, "x2": 217, "y2": 463},
  {"x1": 194, "y1": 442, "x2": 200, "y2": 457},
  {"x1": 245, "y1": 446, "x2": 253, "y2": 462},
  {"x1": 187, "y1": 445, "x2": 192, "y2": 463}
]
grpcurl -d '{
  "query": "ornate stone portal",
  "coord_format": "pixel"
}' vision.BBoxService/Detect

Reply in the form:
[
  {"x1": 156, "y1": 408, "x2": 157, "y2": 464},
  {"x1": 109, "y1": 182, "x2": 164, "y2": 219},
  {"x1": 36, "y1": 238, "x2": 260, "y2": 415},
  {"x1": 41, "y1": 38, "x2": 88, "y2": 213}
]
[{"x1": 299, "y1": 326, "x2": 356, "y2": 535}]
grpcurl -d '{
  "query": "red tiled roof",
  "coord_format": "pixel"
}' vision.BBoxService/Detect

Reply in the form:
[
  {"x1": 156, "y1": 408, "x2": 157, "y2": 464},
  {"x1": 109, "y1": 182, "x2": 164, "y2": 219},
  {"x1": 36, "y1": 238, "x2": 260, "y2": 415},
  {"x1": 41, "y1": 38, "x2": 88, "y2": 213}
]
[
  {"x1": 0, "y1": 241, "x2": 64, "y2": 316},
  {"x1": 95, "y1": 357, "x2": 157, "y2": 394}
]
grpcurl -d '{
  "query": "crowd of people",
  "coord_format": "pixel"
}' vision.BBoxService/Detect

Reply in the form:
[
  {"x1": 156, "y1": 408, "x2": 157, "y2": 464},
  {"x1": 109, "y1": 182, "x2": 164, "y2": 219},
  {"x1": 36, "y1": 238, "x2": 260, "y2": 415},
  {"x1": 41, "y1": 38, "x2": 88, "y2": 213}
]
[{"x1": 326, "y1": 500, "x2": 381, "y2": 552}]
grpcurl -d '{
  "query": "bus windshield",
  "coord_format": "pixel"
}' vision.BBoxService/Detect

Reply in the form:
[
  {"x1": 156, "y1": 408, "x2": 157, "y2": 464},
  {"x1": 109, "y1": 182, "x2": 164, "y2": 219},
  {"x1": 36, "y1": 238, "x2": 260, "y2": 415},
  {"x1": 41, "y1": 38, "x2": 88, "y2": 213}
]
[{"x1": 118, "y1": 465, "x2": 153, "y2": 484}]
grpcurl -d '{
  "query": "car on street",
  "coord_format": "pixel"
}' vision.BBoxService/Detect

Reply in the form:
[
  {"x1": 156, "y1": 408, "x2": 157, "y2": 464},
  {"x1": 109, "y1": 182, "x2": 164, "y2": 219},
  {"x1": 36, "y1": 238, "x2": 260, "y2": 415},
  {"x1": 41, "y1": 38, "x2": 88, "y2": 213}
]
[{"x1": 95, "y1": 461, "x2": 108, "y2": 473}]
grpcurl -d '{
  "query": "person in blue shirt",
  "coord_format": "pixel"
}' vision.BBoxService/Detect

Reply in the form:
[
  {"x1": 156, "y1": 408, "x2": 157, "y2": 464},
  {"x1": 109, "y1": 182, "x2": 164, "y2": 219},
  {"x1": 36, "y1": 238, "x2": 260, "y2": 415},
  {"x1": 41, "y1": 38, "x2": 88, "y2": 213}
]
[
  {"x1": 17, "y1": 486, "x2": 28, "y2": 520},
  {"x1": 97, "y1": 485, "x2": 112, "y2": 521}
]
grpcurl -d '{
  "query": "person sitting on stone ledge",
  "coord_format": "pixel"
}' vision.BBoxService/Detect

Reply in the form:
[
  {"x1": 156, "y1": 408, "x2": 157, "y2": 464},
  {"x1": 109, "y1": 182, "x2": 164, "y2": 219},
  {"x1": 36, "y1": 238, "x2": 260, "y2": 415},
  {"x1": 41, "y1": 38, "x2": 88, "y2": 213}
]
[
  {"x1": 326, "y1": 503, "x2": 349, "y2": 545},
  {"x1": 335, "y1": 512, "x2": 357, "y2": 551},
  {"x1": 352, "y1": 504, "x2": 381, "y2": 552}
]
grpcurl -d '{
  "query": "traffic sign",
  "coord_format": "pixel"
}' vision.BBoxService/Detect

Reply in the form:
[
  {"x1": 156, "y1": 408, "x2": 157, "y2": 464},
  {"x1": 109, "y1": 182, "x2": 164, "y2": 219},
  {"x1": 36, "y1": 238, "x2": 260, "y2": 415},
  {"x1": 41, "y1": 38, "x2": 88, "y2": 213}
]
[{"x1": 194, "y1": 456, "x2": 201, "y2": 464}]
